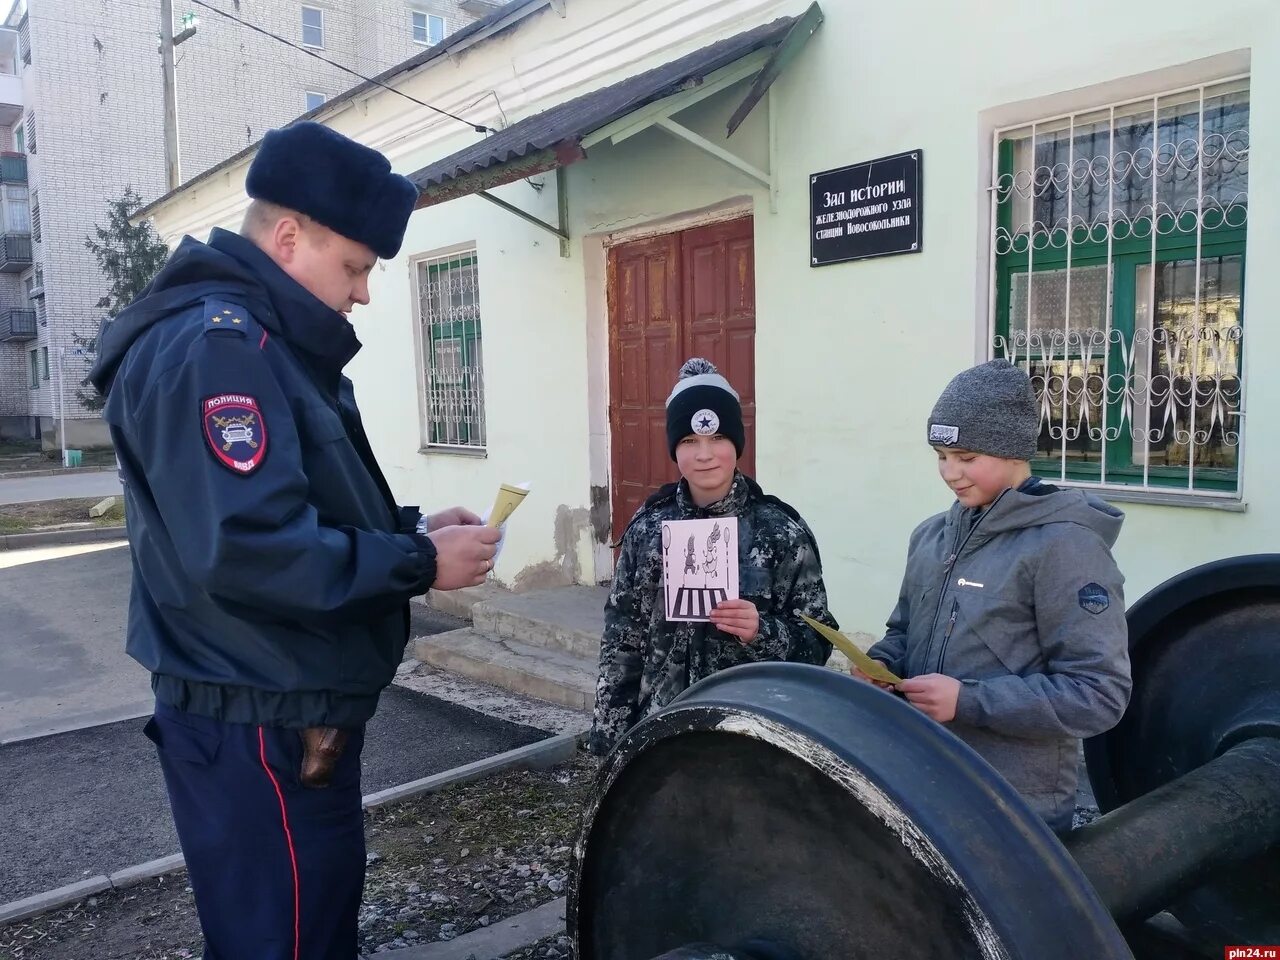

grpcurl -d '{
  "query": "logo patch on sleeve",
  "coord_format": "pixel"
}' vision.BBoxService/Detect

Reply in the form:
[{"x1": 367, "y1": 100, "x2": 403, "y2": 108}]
[
  {"x1": 202, "y1": 394, "x2": 268, "y2": 475},
  {"x1": 1078, "y1": 582, "x2": 1110, "y2": 615}
]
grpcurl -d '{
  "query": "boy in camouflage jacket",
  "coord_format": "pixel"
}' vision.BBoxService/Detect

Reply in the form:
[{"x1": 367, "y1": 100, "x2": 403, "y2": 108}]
[{"x1": 588, "y1": 359, "x2": 836, "y2": 756}]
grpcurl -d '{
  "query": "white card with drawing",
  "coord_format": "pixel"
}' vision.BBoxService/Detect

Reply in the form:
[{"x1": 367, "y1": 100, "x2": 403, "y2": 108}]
[{"x1": 661, "y1": 517, "x2": 739, "y2": 622}]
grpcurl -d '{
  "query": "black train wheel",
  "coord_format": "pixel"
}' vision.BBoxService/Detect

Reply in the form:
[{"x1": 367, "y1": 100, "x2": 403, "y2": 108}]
[
  {"x1": 1085, "y1": 553, "x2": 1280, "y2": 948},
  {"x1": 571, "y1": 663, "x2": 1129, "y2": 960}
]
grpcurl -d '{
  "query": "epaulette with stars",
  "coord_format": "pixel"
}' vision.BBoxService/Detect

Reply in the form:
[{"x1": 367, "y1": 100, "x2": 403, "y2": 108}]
[{"x1": 202, "y1": 299, "x2": 255, "y2": 338}]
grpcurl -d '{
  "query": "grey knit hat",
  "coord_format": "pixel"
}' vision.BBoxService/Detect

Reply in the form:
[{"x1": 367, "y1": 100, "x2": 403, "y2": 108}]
[{"x1": 926, "y1": 360, "x2": 1039, "y2": 459}]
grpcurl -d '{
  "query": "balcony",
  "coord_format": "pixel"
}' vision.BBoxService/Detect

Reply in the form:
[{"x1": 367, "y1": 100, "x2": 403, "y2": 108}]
[
  {"x1": 0, "y1": 153, "x2": 26, "y2": 183},
  {"x1": 0, "y1": 28, "x2": 20, "y2": 117},
  {"x1": 459, "y1": 0, "x2": 503, "y2": 15},
  {"x1": 0, "y1": 307, "x2": 35, "y2": 341},
  {"x1": 0, "y1": 232, "x2": 31, "y2": 271}
]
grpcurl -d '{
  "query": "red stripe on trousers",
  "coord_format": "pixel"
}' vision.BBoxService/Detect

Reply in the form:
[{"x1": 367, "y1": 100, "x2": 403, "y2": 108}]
[{"x1": 258, "y1": 727, "x2": 301, "y2": 960}]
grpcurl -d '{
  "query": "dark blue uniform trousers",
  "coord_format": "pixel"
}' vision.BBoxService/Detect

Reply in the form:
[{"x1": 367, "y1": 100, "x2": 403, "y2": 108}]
[{"x1": 145, "y1": 701, "x2": 366, "y2": 960}]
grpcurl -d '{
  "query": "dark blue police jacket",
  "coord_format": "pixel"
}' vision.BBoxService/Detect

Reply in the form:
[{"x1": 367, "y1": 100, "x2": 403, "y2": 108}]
[{"x1": 89, "y1": 228, "x2": 437, "y2": 728}]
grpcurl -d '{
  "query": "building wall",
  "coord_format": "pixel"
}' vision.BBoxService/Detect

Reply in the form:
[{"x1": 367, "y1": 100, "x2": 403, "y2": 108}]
[
  {"x1": 4, "y1": 0, "x2": 479, "y2": 435},
  {"x1": 144, "y1": 0, "x2": 1280, "y2": 638},
  {"x1": 0, "y1": 342, "x2": 30, "y2": 418},
  {"x1": 24, "y1": 0, "x2": 169, "y2": 433}
]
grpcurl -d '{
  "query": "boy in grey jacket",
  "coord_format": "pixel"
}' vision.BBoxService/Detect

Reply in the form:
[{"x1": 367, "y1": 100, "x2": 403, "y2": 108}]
[{"x1": 858, "y1": 360, "x2": 1132, "y2": 832}]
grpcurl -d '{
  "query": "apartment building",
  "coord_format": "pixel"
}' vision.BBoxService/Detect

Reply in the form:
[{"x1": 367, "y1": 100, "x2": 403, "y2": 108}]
[{"x1": 0, "y1": 0, "x2": 488, "y2": 446}]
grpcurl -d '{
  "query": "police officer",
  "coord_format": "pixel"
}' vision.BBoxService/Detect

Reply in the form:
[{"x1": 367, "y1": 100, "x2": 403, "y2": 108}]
[{"x1": 88, "y1": 122, "x2": 500, "y2": 959}]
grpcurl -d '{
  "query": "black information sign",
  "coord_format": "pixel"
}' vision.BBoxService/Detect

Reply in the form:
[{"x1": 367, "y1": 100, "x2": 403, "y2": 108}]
[{"x1": 809, "y1": 150, "x2": 923, "y2": 267}]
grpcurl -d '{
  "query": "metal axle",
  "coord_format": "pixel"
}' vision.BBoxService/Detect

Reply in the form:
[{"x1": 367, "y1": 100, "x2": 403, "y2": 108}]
[{"x1": 1065, "y1": 736, "x2": 1280, "y2": 923}]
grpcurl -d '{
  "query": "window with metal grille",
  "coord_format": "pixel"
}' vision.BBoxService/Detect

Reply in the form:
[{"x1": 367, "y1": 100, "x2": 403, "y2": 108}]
[
  {"x1": 300, "y1": 6, "x2": 324, "y2": 48},
  {"x1": 416, "y1": 250, "x2": 485, "y2": 449},
  {"x1": 989, "y1": 77, "x2": 1248, "y2": 499},
  {"x1": 30, "y1": 189, "x2": 38, "y2": 241},
  {"x1": 412, "y1": 11, "x2": 445, "y2": 45}
]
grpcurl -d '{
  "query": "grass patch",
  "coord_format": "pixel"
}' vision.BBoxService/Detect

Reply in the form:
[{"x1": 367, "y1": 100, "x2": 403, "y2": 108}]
[{"x1": 0, "y1": 498, "x2": 124, "y2": 533}]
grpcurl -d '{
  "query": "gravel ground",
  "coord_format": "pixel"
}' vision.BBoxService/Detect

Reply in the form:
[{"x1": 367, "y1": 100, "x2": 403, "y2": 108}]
[{"x1": 0, "y1": 754, "x2": 599, "y2": 960}]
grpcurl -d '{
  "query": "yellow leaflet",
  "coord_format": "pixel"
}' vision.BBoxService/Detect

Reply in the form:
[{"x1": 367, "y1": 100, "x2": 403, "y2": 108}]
[
  {"x1": 486, "y1": 483, "x2": 530, "y2": 529},
  {"x1": 800, "y1": 614, "x2": 903, "y2": 685}
]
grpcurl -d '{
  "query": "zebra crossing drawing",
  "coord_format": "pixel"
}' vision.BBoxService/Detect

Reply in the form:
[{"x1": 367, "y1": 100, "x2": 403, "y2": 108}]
[{"x1": 661, "y1": 517, "x2": 739, "y2": 622}]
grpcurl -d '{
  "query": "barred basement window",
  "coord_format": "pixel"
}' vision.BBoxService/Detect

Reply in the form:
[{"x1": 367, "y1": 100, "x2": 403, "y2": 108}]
[
  {"x1": 989, "y1": 77, "x2": 1248, "y2": 498},
  {"x1": 417, "y1": 250, "x2": 485, "y2": 449}
]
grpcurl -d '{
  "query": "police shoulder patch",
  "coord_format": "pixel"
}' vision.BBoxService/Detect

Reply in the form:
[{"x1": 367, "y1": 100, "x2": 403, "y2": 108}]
[
  {"x1": 203, "y1": 300, "x2": 250, "y2": 337},
  {"x1": 202, "y1": 394, "x2": 268, "y2": 475},
  {"x1": 1078, "y1": 582, "x2": 1110, "y2": 615}
]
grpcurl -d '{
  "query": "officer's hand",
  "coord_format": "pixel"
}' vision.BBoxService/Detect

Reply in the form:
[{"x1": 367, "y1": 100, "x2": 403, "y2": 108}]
[
  {"x1": 424, "y1": 506, "x2": 483, "y2": 532},
  {"x1": 709, "y1": 599, "x2": 760, "y2": 643},
  {"x1": 428, "y1": 524, "x2": 501, "y2": 590}
]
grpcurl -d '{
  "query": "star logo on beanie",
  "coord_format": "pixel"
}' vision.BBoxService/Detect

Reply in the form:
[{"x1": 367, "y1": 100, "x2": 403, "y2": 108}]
[{"x1": 691, "y1": 409, "x2": 720, "y2": 436}]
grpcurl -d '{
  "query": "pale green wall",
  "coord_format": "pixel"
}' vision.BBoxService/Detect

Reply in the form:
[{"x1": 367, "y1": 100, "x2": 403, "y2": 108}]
[{"x1": 352, "y1": 0, "x2": 1279, "y2": 637}]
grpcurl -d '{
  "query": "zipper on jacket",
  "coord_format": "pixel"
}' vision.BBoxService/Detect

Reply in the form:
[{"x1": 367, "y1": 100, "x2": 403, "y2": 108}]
[
  {"x1": 937, "y1": 598, "x2": 959, "y2": 672},
  {"x1": 920, "y1": 488, "x2": 1010, "y2": 674}
]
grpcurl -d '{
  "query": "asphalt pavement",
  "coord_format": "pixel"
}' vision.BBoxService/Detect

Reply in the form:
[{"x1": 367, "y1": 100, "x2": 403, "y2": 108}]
[
  {"x1": 0, "y1": 545, "x2": 144, "y2": 744},
  {"x1": 0, "y1": 539, "x2": 549, "y2": 905},
  {"x1": 0, "y1": 686, "x2": 548, "y2": 903},
  {"x1": 0, "y1": 469, "x2": 123, "y2": 505}
]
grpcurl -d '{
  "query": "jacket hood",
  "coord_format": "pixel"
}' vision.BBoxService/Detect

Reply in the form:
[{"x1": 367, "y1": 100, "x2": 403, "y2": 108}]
[
  {"x1": 959, "y1": 480, "x2": 1124, "y2": 548},
  {"x1": 88, "y1": 235, "x2": 275, "y2": 397}
]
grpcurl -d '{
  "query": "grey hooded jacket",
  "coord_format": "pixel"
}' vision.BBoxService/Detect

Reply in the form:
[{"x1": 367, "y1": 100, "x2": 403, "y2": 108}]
[{"x1": 868, "y1": 480, "x2": 1132, "y2": 832}]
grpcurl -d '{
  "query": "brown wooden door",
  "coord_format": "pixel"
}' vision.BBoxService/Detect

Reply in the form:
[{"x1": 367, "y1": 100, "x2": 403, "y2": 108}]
[{"x1": 607, "y1": 216, "x2": 756, "y2": 545}]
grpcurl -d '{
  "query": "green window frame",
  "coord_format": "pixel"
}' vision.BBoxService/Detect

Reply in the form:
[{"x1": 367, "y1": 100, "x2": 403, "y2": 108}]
[
  {"x1": 991, "y1": 79, "x2": 1249, "y2": 497},
  {"x1": 417, "y1": 251, "x2": 485, "y2": 449}
]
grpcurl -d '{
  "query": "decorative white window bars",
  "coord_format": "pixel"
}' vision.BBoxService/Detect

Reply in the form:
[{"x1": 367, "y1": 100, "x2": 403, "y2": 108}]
[
  {"x1": 989, "y1": 78, "x2": 1248, "y2": 497},
  {"x1": 417, "y1": 250, "x2": 485, "y2": 449}
]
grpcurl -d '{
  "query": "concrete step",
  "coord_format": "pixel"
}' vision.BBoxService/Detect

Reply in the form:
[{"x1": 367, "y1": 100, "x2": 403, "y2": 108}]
[
  {"x1": 472, "y1": 585, "x2": 607, "y2": 660},
  {"x1": 419, "y1": 582, "x2": 511, "y2": 621},
  {"x1": 413, "y1": 629, "x2": 597, "y2": 712}
]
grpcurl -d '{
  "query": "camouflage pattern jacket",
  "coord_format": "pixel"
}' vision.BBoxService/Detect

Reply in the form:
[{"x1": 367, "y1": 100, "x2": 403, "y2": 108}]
[{"x1": 588, "y1": 472, "x2": 836, "y2": 755}]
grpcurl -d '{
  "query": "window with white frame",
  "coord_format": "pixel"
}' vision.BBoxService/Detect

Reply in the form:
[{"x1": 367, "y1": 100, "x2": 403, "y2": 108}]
[
  {"x1": 301, "y1": 5, "x2": 324, "y2": 48},
  {"x1": 989, "y1": 77, "x2": 1248, "y2": 498},
  {"x1": 14, "y1": 121, "x2": 23, "y2": 154},
  {"x1": 5, "y1": 183, "x2": 29, "y2": 233},
  {"x1": 305, "y1": 90, "x2": 326, "y2": 112},
  {"x1": 416, "y1": 250, "x2": 485, "y2": 448},
  {"x1": 412, "y1": 11, "x2": 445, "y2": 45}
]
